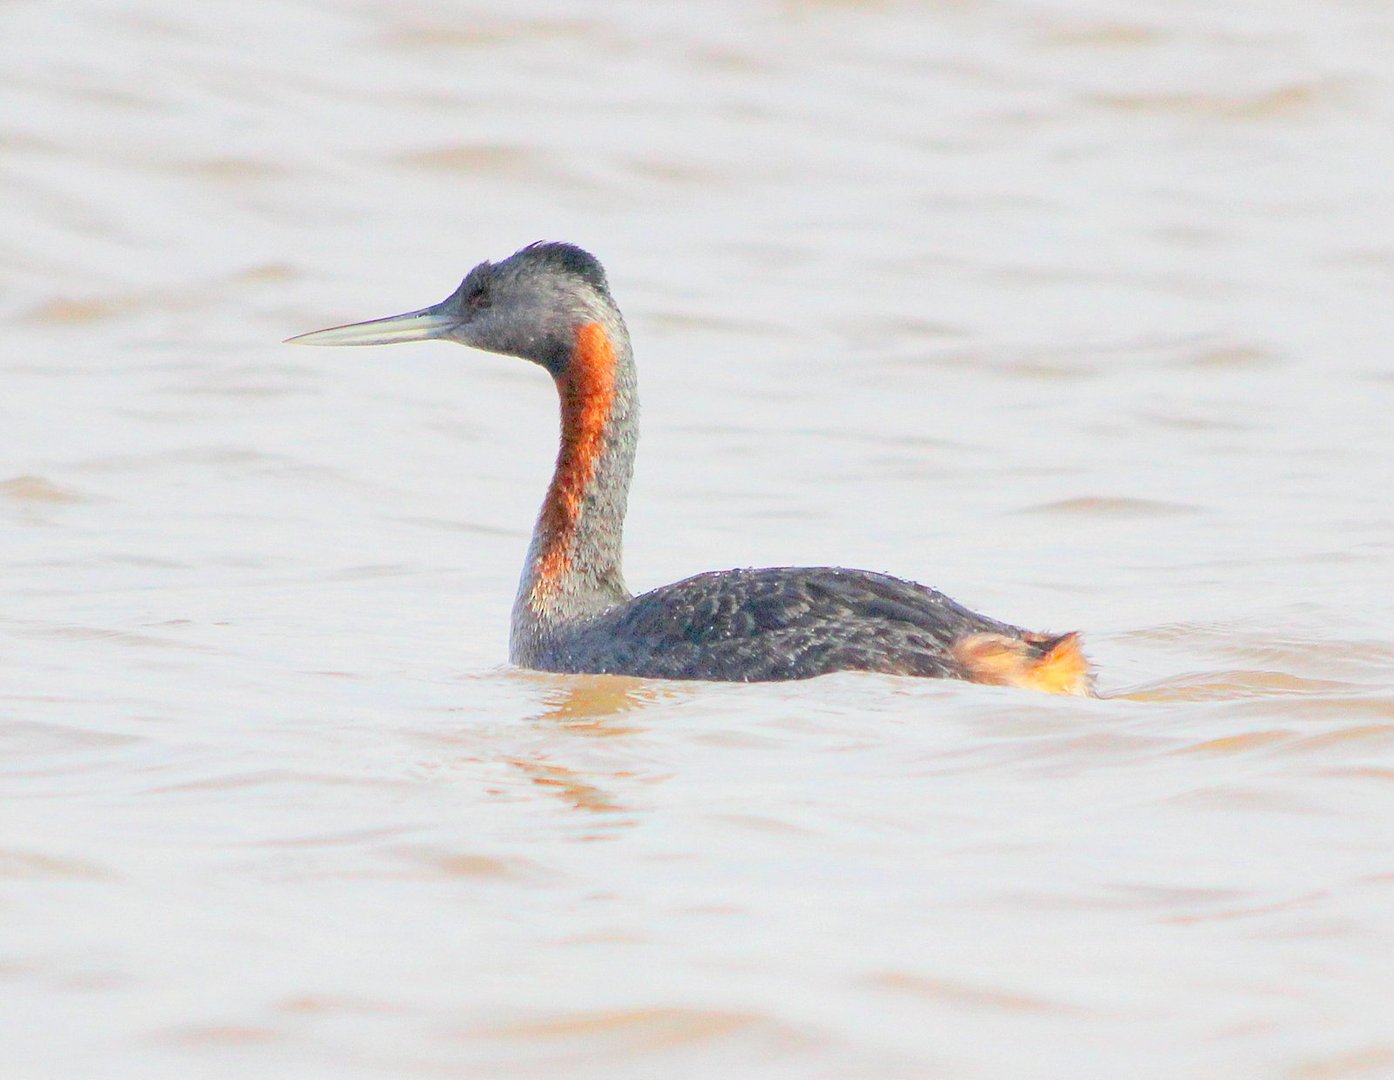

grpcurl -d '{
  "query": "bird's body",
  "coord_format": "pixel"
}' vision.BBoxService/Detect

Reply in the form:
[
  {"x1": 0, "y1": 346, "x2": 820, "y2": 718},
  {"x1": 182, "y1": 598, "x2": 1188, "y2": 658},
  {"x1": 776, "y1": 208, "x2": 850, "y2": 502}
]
[
  {"x1": 289, "y1": 242, "x2": 1093, "y2": 695},
  {"x1": 518, "y1": 566, "x2": 1051, "y2": 683}
]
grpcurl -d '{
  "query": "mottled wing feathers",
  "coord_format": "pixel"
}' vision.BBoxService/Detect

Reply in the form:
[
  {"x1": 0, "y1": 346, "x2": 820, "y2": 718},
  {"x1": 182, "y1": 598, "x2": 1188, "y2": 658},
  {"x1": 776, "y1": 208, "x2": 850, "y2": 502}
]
[{"x1": 551, "y1": 566, "x2": 1051, "y2": 683}]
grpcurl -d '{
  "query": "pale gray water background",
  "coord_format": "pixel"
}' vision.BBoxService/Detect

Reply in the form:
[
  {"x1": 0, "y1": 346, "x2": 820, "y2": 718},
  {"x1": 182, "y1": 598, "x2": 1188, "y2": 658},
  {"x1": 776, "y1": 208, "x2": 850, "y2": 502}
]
[{"x1": 3, "y1": 1, "x2": 1394, "y2": 1077}]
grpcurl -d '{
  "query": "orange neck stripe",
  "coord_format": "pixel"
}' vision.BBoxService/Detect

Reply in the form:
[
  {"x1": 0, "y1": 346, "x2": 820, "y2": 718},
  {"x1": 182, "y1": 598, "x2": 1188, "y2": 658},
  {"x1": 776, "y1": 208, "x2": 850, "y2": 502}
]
[{"x1": 532, "y1": 322, "x2": 617, "y2": 597}]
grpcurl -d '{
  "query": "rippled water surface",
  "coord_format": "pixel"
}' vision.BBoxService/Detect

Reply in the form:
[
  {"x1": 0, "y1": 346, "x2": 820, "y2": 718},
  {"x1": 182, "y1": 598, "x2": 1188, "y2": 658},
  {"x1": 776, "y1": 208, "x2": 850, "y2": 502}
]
[{"x1": 4, "y1": 1, "x2": 1394, "y2": 1077}]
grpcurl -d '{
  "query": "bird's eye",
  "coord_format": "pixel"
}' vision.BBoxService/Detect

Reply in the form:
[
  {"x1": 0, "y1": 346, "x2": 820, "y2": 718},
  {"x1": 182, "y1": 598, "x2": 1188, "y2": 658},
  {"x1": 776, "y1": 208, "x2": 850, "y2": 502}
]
[{"x1": 466, "y1": 286, "x2": 491, "y2": 309}]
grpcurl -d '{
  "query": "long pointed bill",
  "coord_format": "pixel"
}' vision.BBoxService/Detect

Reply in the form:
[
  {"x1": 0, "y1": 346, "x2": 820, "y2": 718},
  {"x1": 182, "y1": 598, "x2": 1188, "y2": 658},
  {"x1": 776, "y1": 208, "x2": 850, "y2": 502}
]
[{"x1": 284, "y1": 303, "x2": 458, "y2": 347}]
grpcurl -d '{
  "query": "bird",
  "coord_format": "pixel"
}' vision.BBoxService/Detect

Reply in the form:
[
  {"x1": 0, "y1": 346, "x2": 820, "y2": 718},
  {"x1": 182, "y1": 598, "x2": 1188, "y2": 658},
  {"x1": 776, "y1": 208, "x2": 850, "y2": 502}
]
[{"x1": 287, "y1": 242, "x2": 1093, "y2": 694}]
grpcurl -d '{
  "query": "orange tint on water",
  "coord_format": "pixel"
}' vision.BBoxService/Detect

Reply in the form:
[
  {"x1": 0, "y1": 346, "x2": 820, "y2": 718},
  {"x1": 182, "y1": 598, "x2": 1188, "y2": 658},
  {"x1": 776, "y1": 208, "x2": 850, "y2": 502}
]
[{"x1": 3, "y1": 2, "x2": 1394, "y2": 1077}]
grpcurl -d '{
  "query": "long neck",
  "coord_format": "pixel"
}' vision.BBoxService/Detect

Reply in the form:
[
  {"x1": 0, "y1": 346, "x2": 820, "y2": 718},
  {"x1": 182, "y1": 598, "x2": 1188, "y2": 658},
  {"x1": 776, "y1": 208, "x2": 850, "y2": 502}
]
[{"x1": 511, "y1": 313, "x2": 637, "y2": 660}]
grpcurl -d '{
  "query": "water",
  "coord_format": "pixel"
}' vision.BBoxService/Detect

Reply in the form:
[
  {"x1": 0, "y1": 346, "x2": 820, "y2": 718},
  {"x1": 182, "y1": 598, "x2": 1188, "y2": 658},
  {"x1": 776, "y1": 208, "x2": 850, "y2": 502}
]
[{"x1": 4, "y1": 1, "x2": 1393, "y2": 1076}]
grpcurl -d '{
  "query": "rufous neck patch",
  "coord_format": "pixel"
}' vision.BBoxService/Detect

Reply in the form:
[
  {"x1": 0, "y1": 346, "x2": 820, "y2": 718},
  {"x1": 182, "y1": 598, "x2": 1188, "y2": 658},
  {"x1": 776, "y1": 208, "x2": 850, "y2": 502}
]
[{"x1": 531, "y1": 321, "x2": 618, "y2": 600}]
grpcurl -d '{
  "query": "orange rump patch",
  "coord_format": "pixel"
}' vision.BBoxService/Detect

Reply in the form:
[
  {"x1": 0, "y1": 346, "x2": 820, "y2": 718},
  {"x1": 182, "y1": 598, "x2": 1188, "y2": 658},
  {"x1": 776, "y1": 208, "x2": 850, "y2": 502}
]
[
  {"x1": 953, "y1": 631, "x2": 1094, "y2": 697},
  {"x1": 532, "y1": 322, "x2": 618, "y2": 598}
]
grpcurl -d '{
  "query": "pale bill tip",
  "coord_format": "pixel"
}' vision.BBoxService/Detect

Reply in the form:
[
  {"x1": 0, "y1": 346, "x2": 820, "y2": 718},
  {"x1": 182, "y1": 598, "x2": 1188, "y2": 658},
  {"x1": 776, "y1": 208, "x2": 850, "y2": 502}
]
[{"x1": 284, "y1": 310, "x2": 458, "y2": 348}]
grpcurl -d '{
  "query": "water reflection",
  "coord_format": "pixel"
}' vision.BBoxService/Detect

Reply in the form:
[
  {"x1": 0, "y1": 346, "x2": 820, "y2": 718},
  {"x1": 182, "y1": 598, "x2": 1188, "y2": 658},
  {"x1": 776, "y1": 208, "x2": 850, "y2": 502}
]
[
  {"x1": 501, "y1": 756, "x2": 632, "y2": 818},
  {"x1": 483, "y1": 675, "x2": 686, "y2": 828},
  {"x1": 529, "y1": 673, "x2": 679, "y2": 735}
]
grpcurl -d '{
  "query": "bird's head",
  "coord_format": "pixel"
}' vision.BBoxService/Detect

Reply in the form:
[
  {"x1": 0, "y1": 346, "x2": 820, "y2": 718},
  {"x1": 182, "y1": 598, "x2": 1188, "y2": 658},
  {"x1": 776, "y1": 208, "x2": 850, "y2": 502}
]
[{"x1": 287, "y1": 242, "x2": 617, "y2": 377}]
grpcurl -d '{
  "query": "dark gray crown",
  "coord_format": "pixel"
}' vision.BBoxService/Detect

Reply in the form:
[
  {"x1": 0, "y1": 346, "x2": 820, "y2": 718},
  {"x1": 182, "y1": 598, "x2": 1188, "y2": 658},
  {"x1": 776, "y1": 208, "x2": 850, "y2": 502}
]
[{"x1": 514, "y1": 241, "x2": 609, "y2": 294}]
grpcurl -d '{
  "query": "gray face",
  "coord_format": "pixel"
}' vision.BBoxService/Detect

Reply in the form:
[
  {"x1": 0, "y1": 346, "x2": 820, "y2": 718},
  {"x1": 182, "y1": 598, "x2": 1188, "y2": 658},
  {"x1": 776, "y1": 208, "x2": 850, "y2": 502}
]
[{"x1": 286, "y1": 242, "x2": 613, "y2": 376}]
